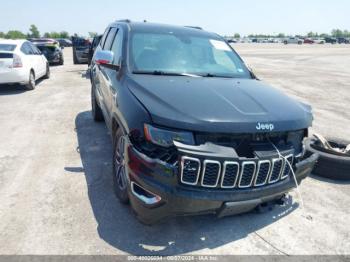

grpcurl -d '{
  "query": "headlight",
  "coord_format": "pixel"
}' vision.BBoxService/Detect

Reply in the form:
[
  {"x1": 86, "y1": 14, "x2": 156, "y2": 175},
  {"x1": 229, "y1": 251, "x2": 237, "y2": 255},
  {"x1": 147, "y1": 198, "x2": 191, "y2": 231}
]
[{"x1": 144, "y1": 124, "x2": 195, "y2": 147}]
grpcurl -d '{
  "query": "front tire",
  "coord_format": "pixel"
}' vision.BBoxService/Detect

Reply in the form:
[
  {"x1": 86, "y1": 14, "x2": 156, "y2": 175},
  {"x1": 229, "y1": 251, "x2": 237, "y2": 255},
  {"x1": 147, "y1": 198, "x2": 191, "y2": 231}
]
[
  {"x1": 25, "y1": 71, "x2": 36, "y2": 90},
  {"x1": 112, "y1": 128, "x2": 129, "y2": 204}
]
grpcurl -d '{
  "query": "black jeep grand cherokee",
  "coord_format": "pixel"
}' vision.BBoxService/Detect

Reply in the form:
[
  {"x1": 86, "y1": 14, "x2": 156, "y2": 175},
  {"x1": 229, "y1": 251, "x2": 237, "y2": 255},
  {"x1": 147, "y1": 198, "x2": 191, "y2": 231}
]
[{"x1": 90, "y1": 20, "x2": 318, "y2": 224}]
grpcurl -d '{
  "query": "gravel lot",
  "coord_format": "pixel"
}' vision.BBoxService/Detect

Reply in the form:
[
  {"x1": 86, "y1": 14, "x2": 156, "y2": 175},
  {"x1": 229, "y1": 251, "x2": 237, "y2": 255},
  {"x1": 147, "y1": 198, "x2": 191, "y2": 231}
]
[{"x1": 0, "y1": 45, "x2": 349, "y2": 255}]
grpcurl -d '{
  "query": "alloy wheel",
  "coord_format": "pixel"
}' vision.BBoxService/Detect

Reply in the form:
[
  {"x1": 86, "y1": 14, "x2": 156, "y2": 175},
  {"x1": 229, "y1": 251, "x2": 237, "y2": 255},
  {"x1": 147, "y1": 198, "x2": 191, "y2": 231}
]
[{"x1": 115, "y1": 136, "x2": 127, "y2": 190}]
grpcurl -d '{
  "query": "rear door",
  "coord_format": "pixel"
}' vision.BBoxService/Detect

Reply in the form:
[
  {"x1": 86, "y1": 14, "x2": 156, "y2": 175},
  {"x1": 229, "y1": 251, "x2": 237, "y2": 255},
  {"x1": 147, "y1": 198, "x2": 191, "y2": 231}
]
[
  {"x1": 104, "y1": 27, "x2": 124, "y2": 115},
  {"x1": 94, "y1": 27, "x2": 118, "y2": 124},
  {"x1": 91, "y1": 29, "x2": 109, "y2": 119},
  {"x1": 28, "y1": 42, "x2": 46, "y2": 77},
  {"x1": 72, "y1": 37, "x2": 90, "y2": 63},
  {"x1": 20, "y1": 42, "x2": 37, "y2": 72},
  {"x1": 20, "y1": 42, "x2": 41, "y2": 77}
]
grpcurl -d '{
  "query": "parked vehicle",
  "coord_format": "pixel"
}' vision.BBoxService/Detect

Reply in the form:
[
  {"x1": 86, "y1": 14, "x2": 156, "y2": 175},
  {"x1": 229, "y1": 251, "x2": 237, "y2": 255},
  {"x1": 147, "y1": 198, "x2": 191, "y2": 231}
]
[
  {"x1": 90, "y1": 21, "x2": 318, "y2": 224},
  {"x1": 227, "y1": 39, "x2": 237, "y2": 44},
  {"x1": 34, "y1": 43, "x2": 64, "y2": 65},
  {"x1": 313, "y1": 38, "x2": 325, "y2": 44},
  {"x1": 239, "y1": 38, "x2": 252, "y2": 43},
  {"x1": 304, "y1": 38, "x2": 314, "y2": 44},
  {"x1": 88, "y1": 34, "x2": 102, "y2": 65},
  {"x1": 268, "y1": 38, "x2": 280, "y2": 43},
  {"x1": 325, "y1": 37, "x2": 337, "y2": 44},
  {"x1": 0, "y1": 39, "x2": 50, "y2": 90},
  {"x1": 337, "y1": 37, "x2": 350, "y2": 44},
  {"x1": 283, "y1": 37, "x2": 303, "y2": 44},
  {"x1": 71, "y1": 36, "x2": 91, "y2": 64},
  {"x1": 57, "y1": 38, "x2": 72, "y2": 47}
]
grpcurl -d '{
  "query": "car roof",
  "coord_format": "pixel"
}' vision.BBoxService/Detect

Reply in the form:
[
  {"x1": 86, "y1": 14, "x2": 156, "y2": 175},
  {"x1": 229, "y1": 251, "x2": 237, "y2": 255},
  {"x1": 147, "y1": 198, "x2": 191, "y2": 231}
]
[
  {"x1": 0, "y1": 39, "x2": 27, "y2": 45},
  {"x1": 35, "y1": 43, "x2": 58, "y2": 47},
  {"x1": 112, "y1": 21, "x2": 219, "y2": 38}
]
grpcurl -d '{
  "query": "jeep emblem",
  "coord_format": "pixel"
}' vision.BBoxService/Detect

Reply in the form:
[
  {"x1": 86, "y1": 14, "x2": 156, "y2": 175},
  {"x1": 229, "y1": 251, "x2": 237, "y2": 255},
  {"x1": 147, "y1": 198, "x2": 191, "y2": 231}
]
[{"x1": 256, "y1": 122, "x2": 274, "y2": 131}]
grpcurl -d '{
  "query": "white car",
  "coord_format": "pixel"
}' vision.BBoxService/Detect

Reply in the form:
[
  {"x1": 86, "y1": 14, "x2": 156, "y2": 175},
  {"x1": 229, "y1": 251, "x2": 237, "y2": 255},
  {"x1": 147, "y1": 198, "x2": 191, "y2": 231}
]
[
  {"x1": 0, "y1": 39, "x2": 50, "y2": 90},
  {"x1": 314, "y1": 38, "x2": 325, "y2": 44},
  {"x1": 283, "y1": 37, "x2": 303, "y2": 45}
]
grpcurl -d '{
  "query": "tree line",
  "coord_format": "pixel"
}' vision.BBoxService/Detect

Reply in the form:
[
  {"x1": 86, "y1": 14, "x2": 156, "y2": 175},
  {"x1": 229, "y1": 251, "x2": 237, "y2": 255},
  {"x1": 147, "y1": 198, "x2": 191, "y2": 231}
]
[
  {"x1": 0, "y1": 25, "x2": 70, "y2": 39},
  {"x1": 1, "y1": 24, "x2": 350, "y2": 40},
  {"x1": 227, "y1": 29, "x2": 350, "y2": 39}
]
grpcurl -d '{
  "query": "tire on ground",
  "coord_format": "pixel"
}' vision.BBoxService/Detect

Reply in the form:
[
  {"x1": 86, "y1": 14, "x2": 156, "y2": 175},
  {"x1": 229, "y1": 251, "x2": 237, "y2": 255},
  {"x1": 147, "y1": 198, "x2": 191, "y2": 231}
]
[
  {"x1": 305, "y1": 138, "x2": 350, "y2": 180},
  {"x1": 25, "y1": 71, "x2": 35, "y2": 90}
]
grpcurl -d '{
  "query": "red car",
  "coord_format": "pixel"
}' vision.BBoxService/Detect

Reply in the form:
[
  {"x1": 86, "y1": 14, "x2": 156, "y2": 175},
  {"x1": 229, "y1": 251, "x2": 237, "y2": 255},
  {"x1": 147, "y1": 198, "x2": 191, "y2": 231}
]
[{"x1": 304, "y1": 38, "x2": 314, "y2": 44}]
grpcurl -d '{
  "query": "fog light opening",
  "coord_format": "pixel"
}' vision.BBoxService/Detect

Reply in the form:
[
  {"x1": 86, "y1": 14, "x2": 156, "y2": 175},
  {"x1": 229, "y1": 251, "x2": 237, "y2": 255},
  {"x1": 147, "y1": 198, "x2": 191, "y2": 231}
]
[{"x1": 131, "y1": 182, "x2": 161, "y2": 205}]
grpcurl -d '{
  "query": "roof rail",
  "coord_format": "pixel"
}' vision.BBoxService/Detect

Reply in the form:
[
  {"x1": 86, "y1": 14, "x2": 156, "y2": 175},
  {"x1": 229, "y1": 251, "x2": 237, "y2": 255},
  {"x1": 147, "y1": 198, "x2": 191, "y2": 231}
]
[
  {"x1": 184, "y1": 26, "x2": 203, "y2": 30},
  {"x1": 115, "y1": 19, "x2": 131, "y2": 23}
]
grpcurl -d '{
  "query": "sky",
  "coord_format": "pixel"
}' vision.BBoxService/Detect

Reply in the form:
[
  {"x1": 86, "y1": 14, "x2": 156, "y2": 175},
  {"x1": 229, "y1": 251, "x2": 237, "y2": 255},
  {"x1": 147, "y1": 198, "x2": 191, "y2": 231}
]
[{"x1": 0, "y1": 0, "x2": 349, "y2": 36}]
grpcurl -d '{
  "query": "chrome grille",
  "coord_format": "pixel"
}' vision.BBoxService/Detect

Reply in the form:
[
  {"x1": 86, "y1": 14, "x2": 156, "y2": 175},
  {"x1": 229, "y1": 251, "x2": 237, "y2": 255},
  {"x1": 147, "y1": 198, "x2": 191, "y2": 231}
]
[{"x1": 179, "y1": 155, "x2": 294, "y2": 189}]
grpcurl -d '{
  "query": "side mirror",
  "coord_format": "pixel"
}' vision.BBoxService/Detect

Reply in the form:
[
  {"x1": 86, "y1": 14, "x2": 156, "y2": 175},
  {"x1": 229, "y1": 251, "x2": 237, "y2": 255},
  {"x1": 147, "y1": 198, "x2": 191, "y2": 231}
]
[{"x1": 95, "y1": 50, "x2": 120, "y2": 70}]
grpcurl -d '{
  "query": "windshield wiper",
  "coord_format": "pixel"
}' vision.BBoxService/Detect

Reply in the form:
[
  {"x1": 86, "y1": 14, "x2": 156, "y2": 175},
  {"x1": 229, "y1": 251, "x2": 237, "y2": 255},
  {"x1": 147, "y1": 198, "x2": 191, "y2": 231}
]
[
  {"x1": 133, "y1": 70, "x2": 201, "y2": 77},
  {"x1": 200, "y1": 73, "x2": 236, "y2": 78}
]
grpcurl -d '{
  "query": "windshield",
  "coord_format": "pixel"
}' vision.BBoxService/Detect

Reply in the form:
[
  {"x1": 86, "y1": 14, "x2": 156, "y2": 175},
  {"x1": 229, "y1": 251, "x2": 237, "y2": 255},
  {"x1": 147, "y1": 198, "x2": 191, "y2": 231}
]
[
  {"x1": 129, "y1": 32, "x2": 251, "y2": 78},
  {"x1": 0, "y1": 44, "x2": 16, "y2": 51}
]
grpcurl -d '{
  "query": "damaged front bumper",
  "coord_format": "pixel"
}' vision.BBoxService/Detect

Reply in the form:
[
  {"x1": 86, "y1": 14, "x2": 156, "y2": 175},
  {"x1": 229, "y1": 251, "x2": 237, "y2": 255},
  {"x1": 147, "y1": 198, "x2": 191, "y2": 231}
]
[{"x1": 125, "y1": 141, "x2": 318, "y2": 224}]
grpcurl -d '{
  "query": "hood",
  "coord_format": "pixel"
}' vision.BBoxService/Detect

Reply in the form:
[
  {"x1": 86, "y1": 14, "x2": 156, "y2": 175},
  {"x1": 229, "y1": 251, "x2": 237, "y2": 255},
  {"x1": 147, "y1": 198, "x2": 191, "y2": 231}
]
[{"x1": 126, "y1": 75, "x2": 313, "y2": 133}]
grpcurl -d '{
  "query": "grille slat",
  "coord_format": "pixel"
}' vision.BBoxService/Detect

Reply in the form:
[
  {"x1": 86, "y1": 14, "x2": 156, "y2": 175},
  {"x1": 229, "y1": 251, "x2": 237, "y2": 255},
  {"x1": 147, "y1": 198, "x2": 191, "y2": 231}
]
[
  {"x1": 255, "y1": 160, "x2": 271, "y2": 186},
  {"x1": 201, "y1": 160, "x2": 221, "y2": 187},
  {"x1": 281, "y1": 155, "x2": 294, "y2": 179},
  {"x1": 239, "y1": 162, "x2": 256, "y2": 188},
  {"x1": 221, "y1": 162, "x2": 239, "y2": 188},
  {"x1": 269, "y1": 158, "x2": 284, "y2": 183},
  {"x1": 180, "y1": 157, "x2": 200, "y2": 185}
]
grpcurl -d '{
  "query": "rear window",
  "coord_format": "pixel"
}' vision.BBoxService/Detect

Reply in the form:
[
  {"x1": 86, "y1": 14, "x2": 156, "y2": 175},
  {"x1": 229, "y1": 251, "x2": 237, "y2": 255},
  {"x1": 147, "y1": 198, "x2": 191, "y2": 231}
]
[
  {"x1": 37, "y1": 46, "x2": 56, "y2": 53},
  {"x1": 0, "y1": 44, "x2": 16, "y2": 51}
]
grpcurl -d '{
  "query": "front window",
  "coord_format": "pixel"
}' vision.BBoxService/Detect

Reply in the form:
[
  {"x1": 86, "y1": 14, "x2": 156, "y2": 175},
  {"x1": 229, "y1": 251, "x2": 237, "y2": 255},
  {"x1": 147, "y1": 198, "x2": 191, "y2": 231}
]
[{"x1": 129, "y1": 31, "x2": 251, "y2": 78}]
